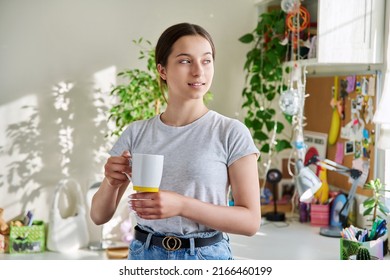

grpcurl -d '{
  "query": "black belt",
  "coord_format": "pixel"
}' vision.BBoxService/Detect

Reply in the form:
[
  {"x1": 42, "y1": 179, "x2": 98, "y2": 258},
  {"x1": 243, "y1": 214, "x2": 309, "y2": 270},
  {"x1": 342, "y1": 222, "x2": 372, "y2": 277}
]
[{"x1": 134, "y1": 226, "x2": 223, "y2": 251}]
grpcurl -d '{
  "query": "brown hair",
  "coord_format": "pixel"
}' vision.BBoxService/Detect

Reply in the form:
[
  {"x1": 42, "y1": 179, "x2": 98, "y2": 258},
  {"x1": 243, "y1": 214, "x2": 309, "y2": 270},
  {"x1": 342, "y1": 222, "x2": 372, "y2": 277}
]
[{"x1": 155, "y1": 23, "x2": 215, "y2": 98}]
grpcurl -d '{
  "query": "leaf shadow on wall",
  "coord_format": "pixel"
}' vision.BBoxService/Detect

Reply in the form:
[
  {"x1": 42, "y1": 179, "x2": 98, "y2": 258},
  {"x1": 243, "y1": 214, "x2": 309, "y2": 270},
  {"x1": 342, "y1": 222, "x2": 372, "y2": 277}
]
[{"x1": 0, "y1": 78, "x2": 114, "y2": 217}]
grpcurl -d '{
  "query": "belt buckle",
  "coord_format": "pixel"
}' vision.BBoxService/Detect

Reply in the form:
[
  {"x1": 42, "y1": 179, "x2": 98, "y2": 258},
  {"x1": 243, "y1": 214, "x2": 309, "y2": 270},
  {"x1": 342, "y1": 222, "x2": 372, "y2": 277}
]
[{"x1": 162, "y1": 236, "x2": 182, "y2": 251}]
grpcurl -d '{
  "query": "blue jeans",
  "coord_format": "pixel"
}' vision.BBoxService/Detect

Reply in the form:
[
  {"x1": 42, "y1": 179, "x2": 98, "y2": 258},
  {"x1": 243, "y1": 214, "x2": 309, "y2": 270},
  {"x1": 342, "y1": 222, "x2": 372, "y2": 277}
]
[{"x1": 128, "y1": 227, "x2": 233, "y2": 260}]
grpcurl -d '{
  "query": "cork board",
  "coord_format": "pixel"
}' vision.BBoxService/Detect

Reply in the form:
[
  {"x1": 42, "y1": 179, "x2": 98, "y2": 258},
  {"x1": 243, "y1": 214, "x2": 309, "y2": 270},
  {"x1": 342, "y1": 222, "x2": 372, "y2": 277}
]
[{"x1": 304, "y1": 74, "x2": 377, "y2": 197}]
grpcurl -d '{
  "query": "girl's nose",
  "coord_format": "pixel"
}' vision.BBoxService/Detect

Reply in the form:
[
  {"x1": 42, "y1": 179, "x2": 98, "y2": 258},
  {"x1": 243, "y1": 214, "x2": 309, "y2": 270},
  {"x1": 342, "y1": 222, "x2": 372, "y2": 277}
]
[{"x1": 191, "y1": 61, "x2": 203, "y2": 76}]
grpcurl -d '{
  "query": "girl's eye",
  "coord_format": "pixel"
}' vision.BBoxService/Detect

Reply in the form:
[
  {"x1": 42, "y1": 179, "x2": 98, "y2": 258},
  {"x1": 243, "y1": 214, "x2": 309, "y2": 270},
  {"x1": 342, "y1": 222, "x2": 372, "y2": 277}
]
[
  {"x1": 179, "y1": 59, "x2": 191, "y2": 64},
  {"x1": 204, "y1": 59, "x2": 212, "y2": 64}
]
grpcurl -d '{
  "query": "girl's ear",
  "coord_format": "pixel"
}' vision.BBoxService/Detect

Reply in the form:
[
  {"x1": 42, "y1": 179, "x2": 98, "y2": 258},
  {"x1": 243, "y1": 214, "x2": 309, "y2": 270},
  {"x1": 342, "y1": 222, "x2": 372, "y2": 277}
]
[{"x1": 157, "y1": 64, "x2": 167, "y2": 81}]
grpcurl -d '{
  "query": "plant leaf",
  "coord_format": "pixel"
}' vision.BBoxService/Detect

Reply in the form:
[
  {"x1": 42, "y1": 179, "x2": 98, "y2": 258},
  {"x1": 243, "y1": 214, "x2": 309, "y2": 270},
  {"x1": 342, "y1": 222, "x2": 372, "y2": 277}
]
[
  {"x1": 363, "y1": 198, "x2": 376, "y2": 207},
  {"x1": 275, "y1": 139, "x2": 292, "y2": 152},
  {"x1": 363, "y1": 208, "x2": 373, "y2": 216},
  {"x1": 239, "y1": 33, "x2": 254, "y2": 44},
  {"x1": 378, "y1": 202, "x2": 390, "y2": 215},
  {"x1": 254, "y1": 130, "x2": 268, "y2": 141},
  {"x1": 260, "y1": 143, "x2": 270, "y2": 153}
]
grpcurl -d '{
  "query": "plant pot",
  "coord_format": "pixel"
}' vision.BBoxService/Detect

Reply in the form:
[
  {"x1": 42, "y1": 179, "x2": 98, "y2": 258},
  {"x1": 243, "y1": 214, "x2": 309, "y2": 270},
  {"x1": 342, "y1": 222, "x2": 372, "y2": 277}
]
[{"x1": 348, "y1": 254, "x2": 379, "y2": 260}]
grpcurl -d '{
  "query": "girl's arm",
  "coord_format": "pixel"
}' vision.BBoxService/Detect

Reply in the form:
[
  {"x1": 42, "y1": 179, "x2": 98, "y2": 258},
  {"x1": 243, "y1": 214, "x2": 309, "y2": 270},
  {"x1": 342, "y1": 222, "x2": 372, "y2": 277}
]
[{"x1": 90, "y1": 151, "x2": 131, "y2": 225}]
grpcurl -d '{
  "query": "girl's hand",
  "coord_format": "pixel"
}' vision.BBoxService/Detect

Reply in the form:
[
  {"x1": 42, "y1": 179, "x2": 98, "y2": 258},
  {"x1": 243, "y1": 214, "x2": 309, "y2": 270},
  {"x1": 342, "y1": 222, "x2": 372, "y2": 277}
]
[
  {"x1": 129, "y1": 191, "x2": 184, "y2": 220},
  {"x1": 104, "y1": 150, "x2": 132, "y2": 188}
]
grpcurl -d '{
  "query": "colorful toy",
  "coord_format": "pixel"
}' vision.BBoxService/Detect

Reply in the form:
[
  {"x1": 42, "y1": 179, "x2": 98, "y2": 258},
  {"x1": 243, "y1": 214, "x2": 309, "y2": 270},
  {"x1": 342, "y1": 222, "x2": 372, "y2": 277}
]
[
  {"x1": 328, "y1": 77, "x2": 341, "y2": 145},
  {"x1": 0, "y1": 208, "x2": 9, "y2": 235}
]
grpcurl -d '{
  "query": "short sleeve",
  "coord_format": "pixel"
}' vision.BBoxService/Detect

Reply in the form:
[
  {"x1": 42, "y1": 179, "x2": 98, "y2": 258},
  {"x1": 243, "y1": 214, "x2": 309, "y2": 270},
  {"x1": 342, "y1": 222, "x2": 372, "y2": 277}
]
[{"x1": 227, "y1": 120, "x2": 260, "y2": 166}]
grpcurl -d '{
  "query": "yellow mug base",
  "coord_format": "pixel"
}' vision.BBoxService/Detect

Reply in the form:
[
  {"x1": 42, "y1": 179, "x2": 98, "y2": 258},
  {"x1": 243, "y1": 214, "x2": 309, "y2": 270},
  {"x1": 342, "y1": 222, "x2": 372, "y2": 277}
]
[{"x1": 133, "y1": 186, "x2": 159, "y2": 192}]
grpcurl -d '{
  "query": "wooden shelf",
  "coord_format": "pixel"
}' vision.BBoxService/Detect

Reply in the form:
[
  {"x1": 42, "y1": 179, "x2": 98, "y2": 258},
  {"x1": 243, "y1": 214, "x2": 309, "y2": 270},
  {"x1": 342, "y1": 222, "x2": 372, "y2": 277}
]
[
  {"x1": 261, "y1": 203, "x2": 293, "y2": 215},
  {"x1": 254, "y1": 0, "x2": 278, "y2": 6}
]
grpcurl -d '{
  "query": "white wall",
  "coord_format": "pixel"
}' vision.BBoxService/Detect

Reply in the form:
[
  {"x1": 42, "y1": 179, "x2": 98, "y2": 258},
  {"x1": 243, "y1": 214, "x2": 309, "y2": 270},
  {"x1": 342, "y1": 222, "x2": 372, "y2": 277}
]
[{"x1": 0, "y1": 0, "x2": 257, "y2": 222}]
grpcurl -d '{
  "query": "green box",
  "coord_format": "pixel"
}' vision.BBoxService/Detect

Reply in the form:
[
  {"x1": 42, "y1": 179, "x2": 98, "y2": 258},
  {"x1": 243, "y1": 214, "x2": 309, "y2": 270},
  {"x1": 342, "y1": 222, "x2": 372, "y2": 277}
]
[{"x1": 9, "y1": 220, "x2": 46, "y2": 253}]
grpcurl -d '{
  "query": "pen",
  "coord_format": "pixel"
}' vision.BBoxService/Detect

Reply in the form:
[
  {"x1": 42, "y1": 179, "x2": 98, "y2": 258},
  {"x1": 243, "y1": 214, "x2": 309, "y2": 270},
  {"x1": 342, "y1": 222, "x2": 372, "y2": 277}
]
[
  {"x1": 369, "y1": 219, "x2": 380, "y2": 240},
  {"x1": 373, "y1": 220, "x2": 387, "y2": 240}
]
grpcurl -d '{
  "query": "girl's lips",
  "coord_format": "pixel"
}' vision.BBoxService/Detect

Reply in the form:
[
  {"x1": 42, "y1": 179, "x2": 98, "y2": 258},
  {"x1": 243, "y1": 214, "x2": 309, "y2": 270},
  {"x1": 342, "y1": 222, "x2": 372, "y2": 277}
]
[{"x1": 188, "y1": 82, "x2": 206, "y2": 86}]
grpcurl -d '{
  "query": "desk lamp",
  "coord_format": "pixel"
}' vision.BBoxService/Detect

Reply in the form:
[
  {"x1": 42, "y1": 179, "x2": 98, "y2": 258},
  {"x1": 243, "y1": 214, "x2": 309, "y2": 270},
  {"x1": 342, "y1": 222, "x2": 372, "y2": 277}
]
[
  {"x1": 306, "y1": 155, "x2": 362, "y2": 237},
  {"x1": 265, "y1": 169, "x2": 286, "y2": 222},
  {"x1": 295, "y1": 159, "x2": 322, "y2": 203}
]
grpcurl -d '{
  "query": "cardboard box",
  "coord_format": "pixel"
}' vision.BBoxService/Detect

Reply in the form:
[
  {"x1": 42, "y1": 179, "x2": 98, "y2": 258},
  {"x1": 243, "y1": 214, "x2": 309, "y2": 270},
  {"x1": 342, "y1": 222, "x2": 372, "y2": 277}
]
[
  {"x1": 9, "y1": 221, "x2": 45, "y2": 253},
  {"x1": 310, "y1": 204, "x2": 329, "y2": 226},
  {"x1": 340, "y1": 237, "x2": 384, "y2": 260}
]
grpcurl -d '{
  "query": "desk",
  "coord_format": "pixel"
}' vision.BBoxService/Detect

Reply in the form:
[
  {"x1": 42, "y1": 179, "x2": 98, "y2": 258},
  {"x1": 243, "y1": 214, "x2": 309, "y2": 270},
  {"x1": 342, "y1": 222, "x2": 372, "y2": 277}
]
[
  {"x1": 1, "y1": 217, "x2": 388, "y2": 260},
  {"x1": 0, "y1": 248, "x2": 108, "y2": 260},
  {"x1": 230, "y1": 216, "x2": 390, "y2": 260},
  {"x1": 230, "y1": 217, "x2": 340, "y2": 259}
]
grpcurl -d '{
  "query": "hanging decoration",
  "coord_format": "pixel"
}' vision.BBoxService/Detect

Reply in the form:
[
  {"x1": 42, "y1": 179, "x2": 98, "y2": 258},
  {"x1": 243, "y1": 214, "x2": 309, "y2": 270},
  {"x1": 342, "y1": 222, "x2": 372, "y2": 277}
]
[
  {"x1": 281, "y1": 0, "x2": 301, "y2": 14},
  {"x1": 279, "y1": 1, "x2": 327, "y2": 205},
  {"x1": 286, "y1": 5, "x2": 310, "y2": 33},
  {"x1": 284, "y1": 3, "x2": 312, "y2": 61}
]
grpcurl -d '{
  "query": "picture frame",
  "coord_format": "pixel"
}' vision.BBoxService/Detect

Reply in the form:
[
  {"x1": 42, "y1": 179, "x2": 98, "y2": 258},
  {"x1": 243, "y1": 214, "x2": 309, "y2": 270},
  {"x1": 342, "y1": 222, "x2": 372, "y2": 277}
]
[
  {"x1": 345, "y1": 140, "x2": 355, "y2": 155},
  {"x1": 277, "y1": 178, "x2": 295, "y2": 201},
  {"x1": 304, "y1": 130, "x2": 328, "y2": 159}
]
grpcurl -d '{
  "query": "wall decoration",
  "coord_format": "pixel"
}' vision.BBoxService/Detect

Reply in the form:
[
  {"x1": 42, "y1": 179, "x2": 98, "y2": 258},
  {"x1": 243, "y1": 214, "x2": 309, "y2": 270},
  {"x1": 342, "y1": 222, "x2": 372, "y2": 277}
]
[
  {"x1": 304, "y1": 130, "x2": 328, "y2": 159},
  {"x1": 354, "y1": 141, "x2": 362, "y2": 159},
  {"x1": 335, "y1": 142, "x2": 345, "y2": 164},
  {"x1": 305, "y1": 73, "x2": 378, "y2": 196},
  {"x1": 345, "y1": 141, "x2": 355, "y2": 155}
]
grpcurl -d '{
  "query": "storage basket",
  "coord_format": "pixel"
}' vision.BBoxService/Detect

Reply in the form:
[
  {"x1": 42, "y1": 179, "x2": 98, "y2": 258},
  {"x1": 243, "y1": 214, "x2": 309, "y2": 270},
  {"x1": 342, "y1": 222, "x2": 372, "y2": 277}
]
[{"x1": 9, "y1": 220, "x2": 45, "y2": 253}]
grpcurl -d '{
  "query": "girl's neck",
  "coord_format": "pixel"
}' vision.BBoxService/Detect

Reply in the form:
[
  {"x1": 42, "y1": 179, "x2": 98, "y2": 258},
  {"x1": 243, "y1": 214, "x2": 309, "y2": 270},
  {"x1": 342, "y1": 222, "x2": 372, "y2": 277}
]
[{"x1": 161, "y1": 103, "x2": 209, "y2": 127}]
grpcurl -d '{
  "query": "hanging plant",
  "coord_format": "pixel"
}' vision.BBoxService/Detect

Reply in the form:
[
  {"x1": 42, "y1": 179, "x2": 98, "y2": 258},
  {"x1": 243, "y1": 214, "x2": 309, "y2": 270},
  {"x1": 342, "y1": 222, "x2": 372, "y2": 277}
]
[{"x1": 239, "y1": 9, "x2": 292, "y2": 164}]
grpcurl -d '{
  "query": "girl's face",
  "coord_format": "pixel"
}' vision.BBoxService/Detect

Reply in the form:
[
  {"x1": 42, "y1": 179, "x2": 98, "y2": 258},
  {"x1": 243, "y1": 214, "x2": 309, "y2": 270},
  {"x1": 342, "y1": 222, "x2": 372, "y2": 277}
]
[{"x1": 157, "y1": 35, "x2": 214, "y2": 102}]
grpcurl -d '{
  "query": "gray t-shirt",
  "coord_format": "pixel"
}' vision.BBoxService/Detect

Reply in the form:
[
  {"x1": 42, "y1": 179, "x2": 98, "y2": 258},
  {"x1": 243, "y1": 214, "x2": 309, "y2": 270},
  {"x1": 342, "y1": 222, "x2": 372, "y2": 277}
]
[{"x1": 109, "y1": 110, "x2": 259, "y2": 235}]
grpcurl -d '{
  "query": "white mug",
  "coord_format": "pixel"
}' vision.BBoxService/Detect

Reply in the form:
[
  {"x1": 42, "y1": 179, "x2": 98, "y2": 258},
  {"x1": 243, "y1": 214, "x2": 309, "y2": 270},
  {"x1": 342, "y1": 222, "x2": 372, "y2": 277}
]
[{"x1": 131, "y1": 153, "x2": 164, "y2": 192}]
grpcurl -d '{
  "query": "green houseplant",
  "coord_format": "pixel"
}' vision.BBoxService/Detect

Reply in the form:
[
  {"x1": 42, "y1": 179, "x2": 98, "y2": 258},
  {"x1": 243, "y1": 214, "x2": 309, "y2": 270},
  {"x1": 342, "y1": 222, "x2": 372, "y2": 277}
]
[
  {"x1": 108, "y1": 38, "x2": 166, "y2": 137},
  {"x1": 238, "y1": 9, "x2": 292, "y2": 162},
  {"x1": 362, "y1": 178, "x2": 390, "y2": 221}
]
